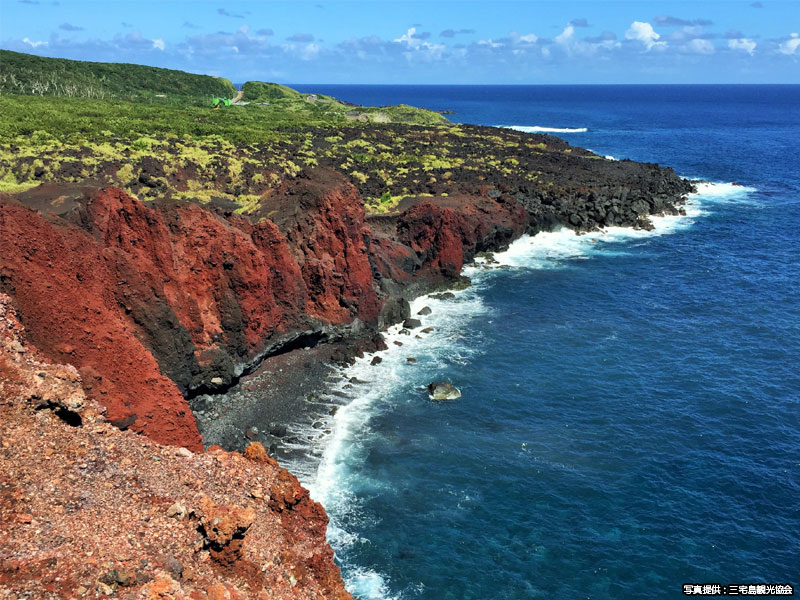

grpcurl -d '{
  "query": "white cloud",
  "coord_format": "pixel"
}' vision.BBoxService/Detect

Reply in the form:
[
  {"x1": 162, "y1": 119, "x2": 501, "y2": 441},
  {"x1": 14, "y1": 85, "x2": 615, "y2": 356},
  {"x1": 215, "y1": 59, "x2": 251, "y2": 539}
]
[
  {"x1": 152, "y1": 38, "x2": 165, "y2": 51},
  {"x1": 779, "y1": 33, "x2": 800, "y2": 55},
  {"x1": 393, "y1": 27, "x2": 445, "y2": 59},
  {"x1": 555, "y1": 24, "x2": 575, "y2": 46},
  {"x1": 687, "y1": 38, "x2": 715, "y2": 54},
  {"x1": 300, "y1": 42, "x2": 320, "y2": 60},
  {"x1": 668, "y1": 25, "x2": 706, "y2": 42},
  {"x1": 728, "y1": 38, "x2": 756, "y2": 55},
  {"x1": 180, "y1": 28, "x2": 274, "y2": 59},
  {"x1": 625, "y1": 21, "x2": 666, "y2": 51},
  {"x1": 394, "y1": 28, "x2": 432, "y2": 49},
  {"x1": 553, "y1": 23, "x2": 619, "y2": 56},
  {"x1": 22, "y1": 37, "x2": 48, "y2": 48},
  {"x1": 519, "y1": 33, "x2": 538, "y2": 44},
  {"x1": 281, "y1": 40, "x2": 321, "y2": 60},
  {"x1": 477, "y1": 38, "x2": 505, "y2": 49}
]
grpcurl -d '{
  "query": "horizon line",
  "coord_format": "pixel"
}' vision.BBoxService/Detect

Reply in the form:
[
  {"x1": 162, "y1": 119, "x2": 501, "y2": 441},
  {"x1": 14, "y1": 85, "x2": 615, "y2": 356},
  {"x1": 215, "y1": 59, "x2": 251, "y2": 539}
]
[{"x1": 277, "y1": 82, "x2": 800, "y2": 86}]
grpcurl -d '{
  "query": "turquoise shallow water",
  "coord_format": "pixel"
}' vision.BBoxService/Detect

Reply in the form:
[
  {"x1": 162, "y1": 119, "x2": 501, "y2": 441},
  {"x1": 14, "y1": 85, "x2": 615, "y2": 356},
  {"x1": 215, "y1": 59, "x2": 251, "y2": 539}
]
[{"x1": 289, "y1": 85, "x2": 800, "y2": 599}]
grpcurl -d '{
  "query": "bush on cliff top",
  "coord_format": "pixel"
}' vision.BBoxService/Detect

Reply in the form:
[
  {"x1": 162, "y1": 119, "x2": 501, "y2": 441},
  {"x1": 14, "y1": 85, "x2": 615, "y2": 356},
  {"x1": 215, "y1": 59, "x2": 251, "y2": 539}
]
[
  {"x1": 0, "y1": 50, "x2": 236, "y2": 101},
  {"x1": 242, "y1": 81, "x2": 304, "y2": 102}
]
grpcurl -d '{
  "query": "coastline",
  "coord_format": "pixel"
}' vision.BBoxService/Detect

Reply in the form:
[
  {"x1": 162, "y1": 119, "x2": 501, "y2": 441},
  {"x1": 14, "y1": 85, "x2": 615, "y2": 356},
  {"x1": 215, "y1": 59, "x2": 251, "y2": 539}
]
[
  {"x1": 266, "y1": 179, "x2": 762, "y2": 597},
  {"x1": 197, "y1": 174, "x2": 716, "y2": 466},
  {"x1": 0, "y1": 120, "x2": 696, "y2": 599},
  {"x1": 0, "y1": 48, "x2": 793, "y2": 600},
  {"x1": 0, "y1": 174, "x2": 758, "y2": 599}
]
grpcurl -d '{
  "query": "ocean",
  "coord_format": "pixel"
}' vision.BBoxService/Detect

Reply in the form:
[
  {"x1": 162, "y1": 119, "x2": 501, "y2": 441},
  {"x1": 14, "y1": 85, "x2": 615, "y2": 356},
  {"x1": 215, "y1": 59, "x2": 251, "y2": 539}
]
[{"x1": 287, "y1": 85, "x2": 800, "y2": 599}]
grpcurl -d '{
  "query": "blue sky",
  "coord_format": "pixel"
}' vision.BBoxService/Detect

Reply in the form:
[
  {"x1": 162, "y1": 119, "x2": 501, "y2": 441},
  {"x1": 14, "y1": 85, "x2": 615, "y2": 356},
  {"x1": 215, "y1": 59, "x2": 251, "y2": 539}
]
[{"x1": 3, "y1": 1, "x2": 799, "y2": 83}]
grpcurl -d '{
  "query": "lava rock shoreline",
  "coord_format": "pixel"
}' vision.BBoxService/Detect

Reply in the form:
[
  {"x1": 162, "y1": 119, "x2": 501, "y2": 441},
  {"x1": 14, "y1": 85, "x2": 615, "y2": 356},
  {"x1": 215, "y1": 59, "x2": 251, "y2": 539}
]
[
  {"x1": 0, "y1": 131, "x2": 694, "y2": 598},
  {"x1": 0, "y1": 155, "x2": 693, "y2": 450}
]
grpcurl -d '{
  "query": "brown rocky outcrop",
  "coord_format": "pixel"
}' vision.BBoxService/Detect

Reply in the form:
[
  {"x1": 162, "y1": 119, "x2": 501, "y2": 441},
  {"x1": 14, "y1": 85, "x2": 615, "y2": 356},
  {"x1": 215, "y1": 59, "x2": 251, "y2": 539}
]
[
  {"x1": 0, "y1": 293, "x2": 352, "y2": 599},
  {"x1": 391, "y1": 194, "x2": 527, "y2": 284},
  {"x1": 256, "y1": 172, "x2": 382, "y2": 325},
  {"x1": 0, "y1": 196, "x2": 204, "y2": 450}
]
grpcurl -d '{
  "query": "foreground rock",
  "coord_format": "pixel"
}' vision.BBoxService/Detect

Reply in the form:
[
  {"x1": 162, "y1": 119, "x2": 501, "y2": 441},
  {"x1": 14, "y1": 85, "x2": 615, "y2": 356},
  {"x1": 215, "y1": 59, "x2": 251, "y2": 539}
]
[
  {"x1": 427, "y1": 381, "x2": 462, "y2": 401},
  {"x1": 0, "y1": 294, "x2": 352, "y2": 599}
]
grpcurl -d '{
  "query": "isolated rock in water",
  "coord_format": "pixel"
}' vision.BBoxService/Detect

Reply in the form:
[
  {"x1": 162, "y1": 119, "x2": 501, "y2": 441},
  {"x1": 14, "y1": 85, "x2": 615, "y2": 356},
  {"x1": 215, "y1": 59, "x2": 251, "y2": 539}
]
[
  {"x1": 406, "y1": 357, "x2": 417, "y2": 364},
  {"x1": 427, "y1": 381, "x2": 461, "y2": 401},
  {"x1": 403, "y1": 318, "x2": 422, "y2": 329},
  {"x1": 417, "y1": 306, "x2": 432, "y2": 316},
  {"x1": 371, "y1": 356, "x2": 383, "y2": 365},
  {"x1": 430, "y1": 292, "x2": 455, "y2": 300}
]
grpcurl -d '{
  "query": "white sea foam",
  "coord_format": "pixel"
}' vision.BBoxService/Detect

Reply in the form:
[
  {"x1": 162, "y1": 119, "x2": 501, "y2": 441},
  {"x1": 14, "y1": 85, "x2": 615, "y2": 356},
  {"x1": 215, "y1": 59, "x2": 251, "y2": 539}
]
[
  {"x1": 693, "y1": 181, "x2": 757, "y2": 199},
  {"x1": 587, "y1": 148, "x2": 618, "y2": 161},
  {"x1": 298, "y1": 178, "x2": 754, "y2": 599},
  {"x1": 289, "y1": 290, "x2": 486, "y2": 599},
  {"x1": 470, "y1": 180, "x2": 755, "y2": 272},
  {"x1": 347, "y1": 569, "x2": 400, "y2": 600},
  {"x1": 500, "y1": 125, "x2": 589, "y2": 133}
]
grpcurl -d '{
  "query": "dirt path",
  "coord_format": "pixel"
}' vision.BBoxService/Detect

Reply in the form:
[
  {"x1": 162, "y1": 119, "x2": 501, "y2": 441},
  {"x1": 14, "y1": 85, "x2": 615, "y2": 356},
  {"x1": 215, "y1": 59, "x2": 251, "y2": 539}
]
[{"x1": 232, "y1": 89, "x2": 244, "y2": 104}]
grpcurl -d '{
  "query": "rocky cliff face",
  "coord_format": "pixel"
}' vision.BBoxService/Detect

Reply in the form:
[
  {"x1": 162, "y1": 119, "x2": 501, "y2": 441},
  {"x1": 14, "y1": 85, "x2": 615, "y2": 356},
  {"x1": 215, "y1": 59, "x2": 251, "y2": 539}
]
[
  {"x1": 0, "y1": 193, "x2": 204, "y2": 451},
  {"x1": 0, "y1": 163, "x2": 691, "y2": 451},
  {"x1": 0, "y1": 293, "x2": 352, "y2": 599}
]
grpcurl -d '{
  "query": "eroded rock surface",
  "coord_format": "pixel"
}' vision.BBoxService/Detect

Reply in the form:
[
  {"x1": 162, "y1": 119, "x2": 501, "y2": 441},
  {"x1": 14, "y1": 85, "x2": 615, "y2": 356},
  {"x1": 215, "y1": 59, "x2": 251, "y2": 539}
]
[{"x1": 0, "y1": 295, "x2": 352, "y2": 599}]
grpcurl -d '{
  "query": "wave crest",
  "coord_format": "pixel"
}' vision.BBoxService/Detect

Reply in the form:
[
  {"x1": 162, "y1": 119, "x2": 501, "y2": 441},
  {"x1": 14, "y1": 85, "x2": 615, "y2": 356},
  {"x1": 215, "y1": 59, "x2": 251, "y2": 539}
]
[{"x1": 500, "y1": 125, "x2": 589, "y2": 133}]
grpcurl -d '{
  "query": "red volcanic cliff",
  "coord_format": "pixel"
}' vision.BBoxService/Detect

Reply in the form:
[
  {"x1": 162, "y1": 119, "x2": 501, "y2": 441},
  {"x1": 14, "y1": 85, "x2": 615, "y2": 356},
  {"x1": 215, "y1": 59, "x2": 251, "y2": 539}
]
[
  {"x1": 0, "y1": 196, "x2": 204, "y2": 451},
  {"x1": 0, "y1": 294, "x2": 352, "y2": 599},
  {"x1": 255, "y1": 173, "x2": 382, "y2": 325},
  {"x1": 0, "y1": 170, "x2": 527, "y2": 450},
  {"x1": 394, "y1": 195, "x2": 527, "y2": 281}
]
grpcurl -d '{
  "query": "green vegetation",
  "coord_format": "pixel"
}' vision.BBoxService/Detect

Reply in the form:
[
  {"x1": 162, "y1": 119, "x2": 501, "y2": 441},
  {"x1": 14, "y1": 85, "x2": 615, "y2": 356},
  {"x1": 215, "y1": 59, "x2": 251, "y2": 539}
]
[
  {"x1": 0, "y1": 51, "x2": 447, "y2": 141},
  {"x1": 0, "y1": 51, "x2": 592, "y2": 212},
  {"x1": 0, "y1": 94, "x2": 342, "y2": 142},
  {"x1": 242, "y1": 81, "x2": 304, "y2": 102},
  {"x1": 0, "y1": 50, "x2": 235, "y2": 101}
]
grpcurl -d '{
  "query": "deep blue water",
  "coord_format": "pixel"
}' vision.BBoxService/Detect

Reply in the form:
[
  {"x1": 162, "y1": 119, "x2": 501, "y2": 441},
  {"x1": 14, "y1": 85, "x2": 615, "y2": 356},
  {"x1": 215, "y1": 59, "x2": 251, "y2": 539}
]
[{"x1": 288, "y1": 86, "x2": 800, "y2": 599}]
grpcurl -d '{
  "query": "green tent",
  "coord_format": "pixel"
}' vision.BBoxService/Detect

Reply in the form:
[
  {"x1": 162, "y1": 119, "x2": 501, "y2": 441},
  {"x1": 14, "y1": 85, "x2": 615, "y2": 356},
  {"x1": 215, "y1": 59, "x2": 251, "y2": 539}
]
[{"x1": 212, "y1": 96, "x2": 232, "y2": 108}]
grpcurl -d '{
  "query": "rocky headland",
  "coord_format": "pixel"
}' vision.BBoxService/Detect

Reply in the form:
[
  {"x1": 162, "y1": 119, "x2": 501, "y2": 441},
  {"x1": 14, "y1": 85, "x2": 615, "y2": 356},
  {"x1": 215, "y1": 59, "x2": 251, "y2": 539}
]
[{"x1": 1, "y1": 110, "x2": 694, "y2": 597}]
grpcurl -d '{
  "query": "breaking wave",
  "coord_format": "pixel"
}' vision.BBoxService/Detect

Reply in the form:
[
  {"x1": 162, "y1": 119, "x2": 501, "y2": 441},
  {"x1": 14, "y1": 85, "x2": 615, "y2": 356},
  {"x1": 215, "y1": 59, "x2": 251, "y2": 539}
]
[{"x1": 500, "y1": 125, "x2": 589, "y2": 133}]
